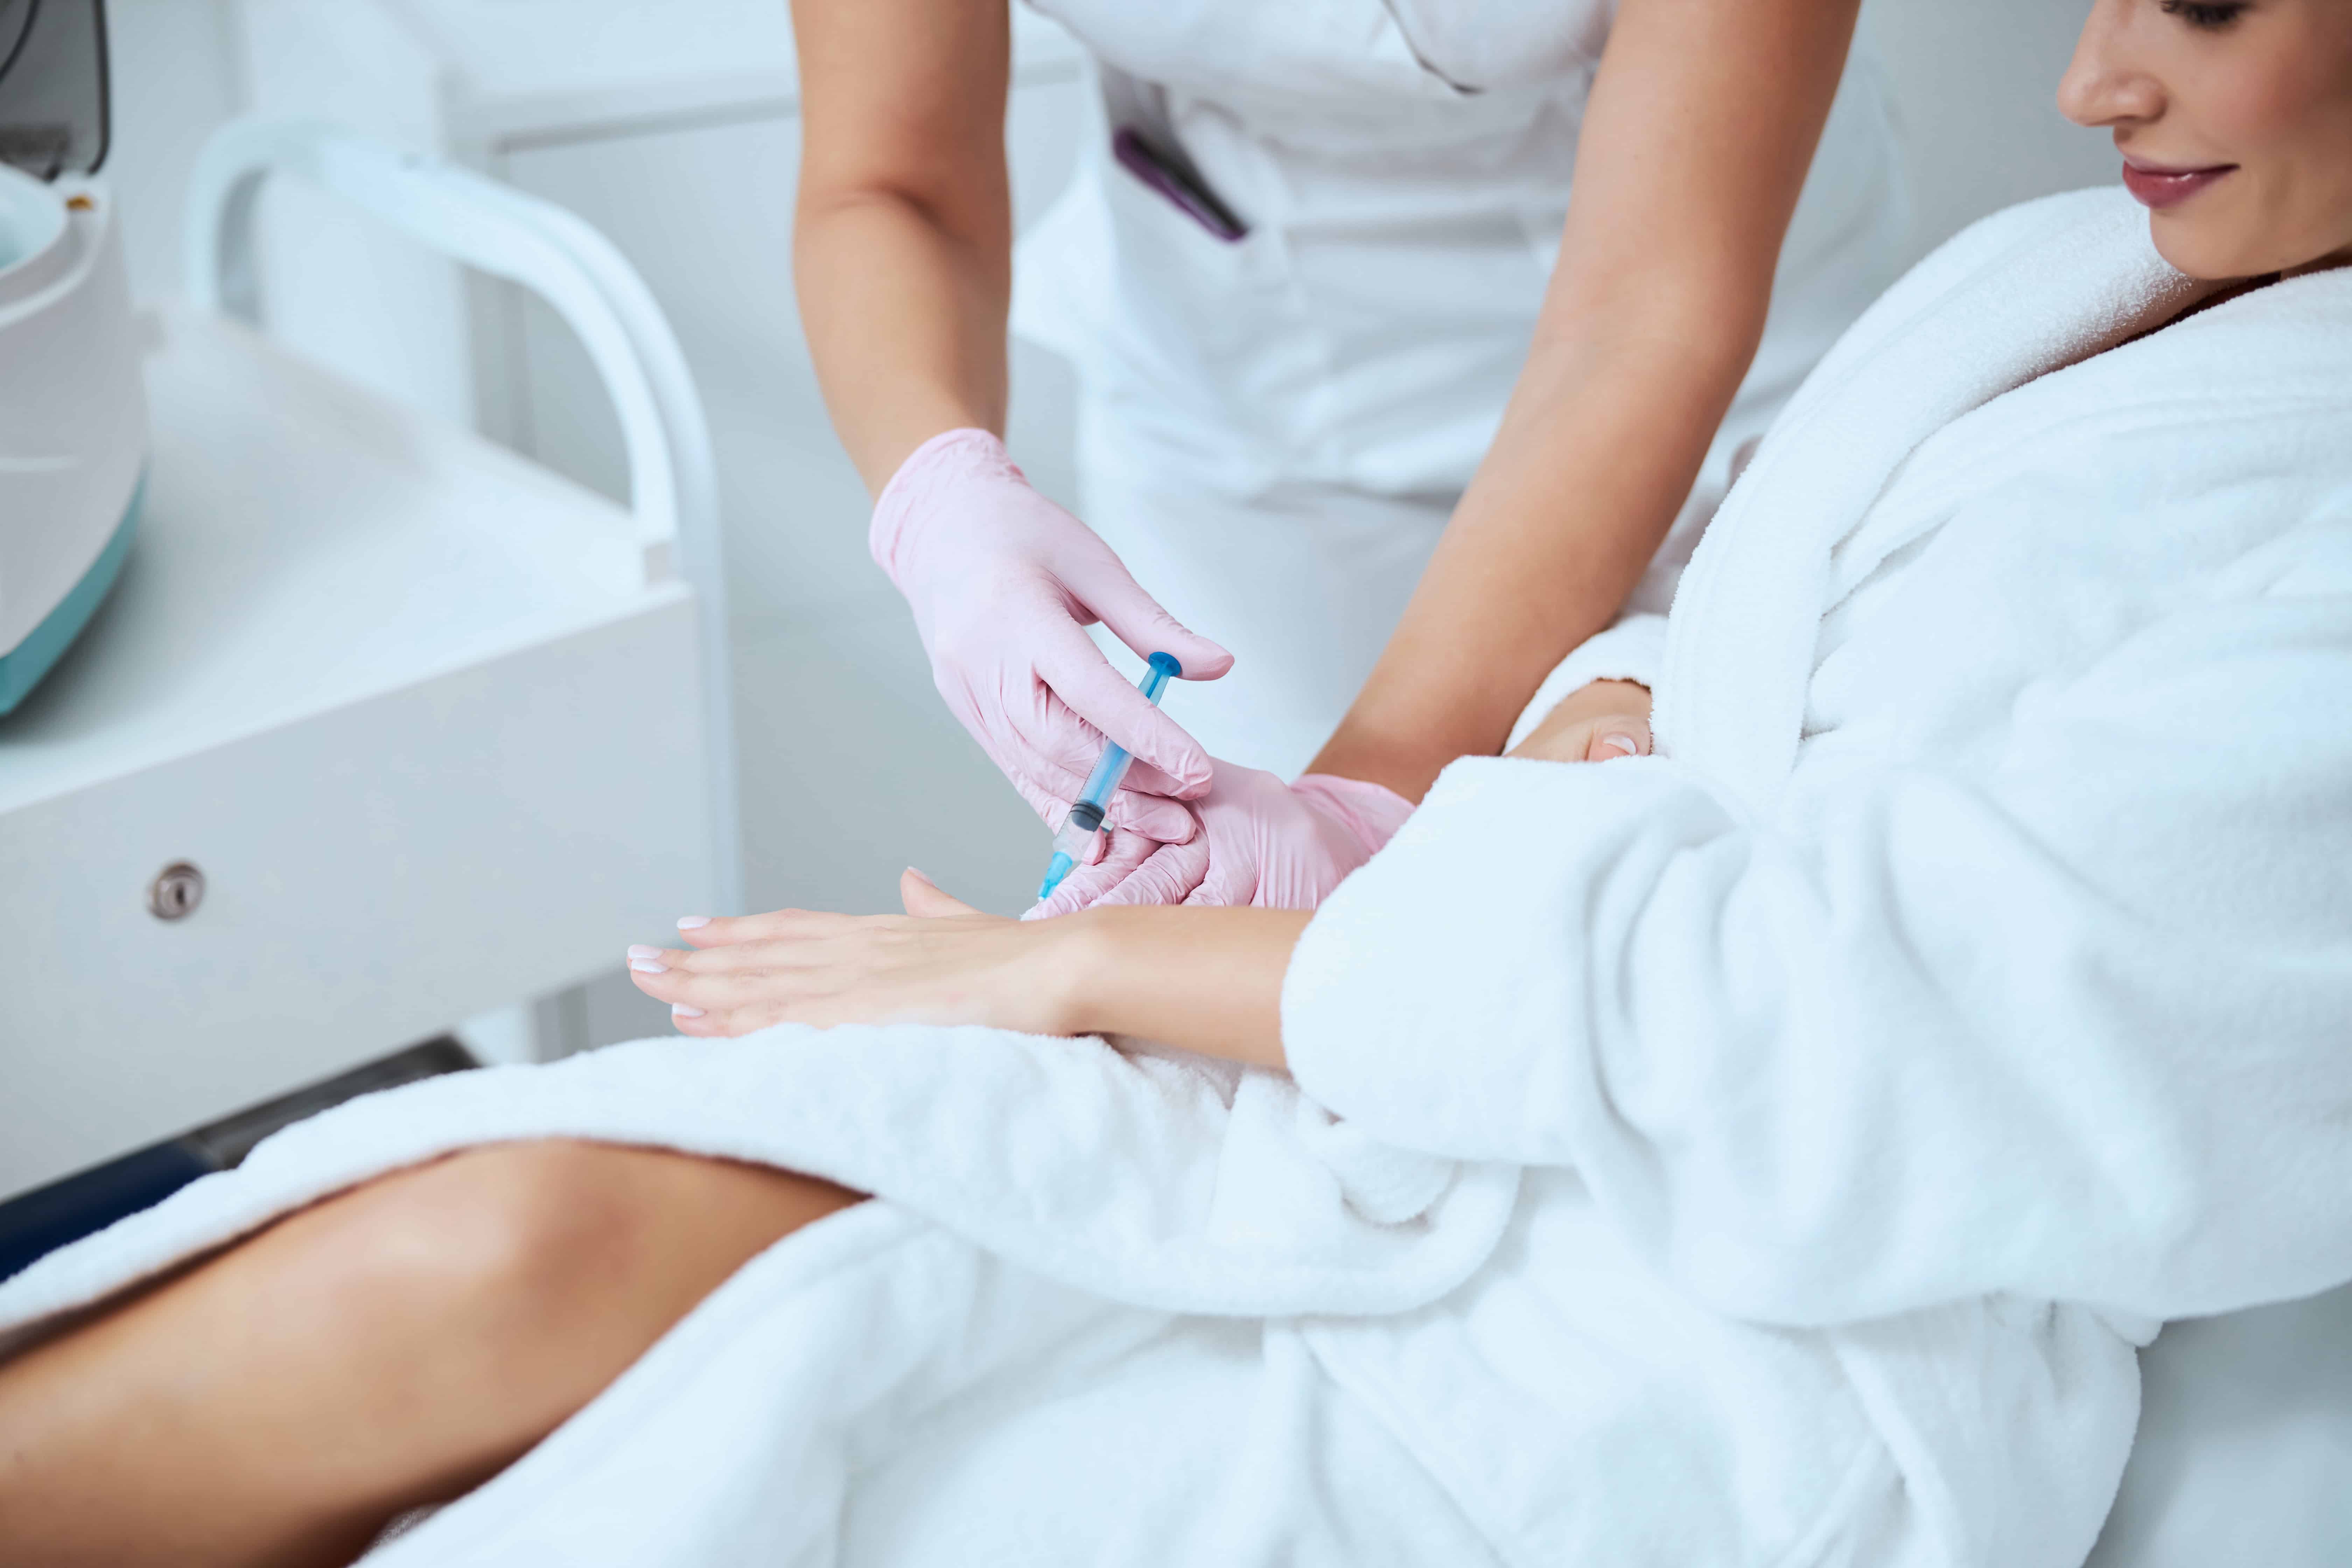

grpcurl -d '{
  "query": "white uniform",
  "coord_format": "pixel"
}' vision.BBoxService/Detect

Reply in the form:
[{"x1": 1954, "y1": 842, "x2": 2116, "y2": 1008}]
[{"x1": 1013, "y1": 0, "x2": 1908, "y2": 773}]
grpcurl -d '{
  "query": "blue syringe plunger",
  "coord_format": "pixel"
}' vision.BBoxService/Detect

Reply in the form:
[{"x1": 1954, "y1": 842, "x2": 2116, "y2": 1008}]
[{"x1": 1138, "y1": 650, "x2": 1181, "y2": 699}]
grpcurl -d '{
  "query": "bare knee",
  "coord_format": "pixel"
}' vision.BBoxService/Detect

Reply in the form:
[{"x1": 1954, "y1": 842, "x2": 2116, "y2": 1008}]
[
  {"x1": 282, "y1": 1141, "x2": 855, "y2": 1352},
  {"x1": 0, "y1": 1143, "x2": 653, "y2": 1566},
  {"x1": 276, "y1": 1142, "x2": 646, "y2": 1354}
]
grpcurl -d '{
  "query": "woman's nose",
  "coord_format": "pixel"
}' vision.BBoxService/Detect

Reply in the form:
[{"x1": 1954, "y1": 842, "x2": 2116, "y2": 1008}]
[{"x1": 2058, "y1": 0, "x2": 2166, "y2": 130}]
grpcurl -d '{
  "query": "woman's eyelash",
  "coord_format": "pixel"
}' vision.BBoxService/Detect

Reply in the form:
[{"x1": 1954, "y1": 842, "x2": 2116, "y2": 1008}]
[{"x1": 2160, "y1": 0, "x2": 2248, "y2": 29}]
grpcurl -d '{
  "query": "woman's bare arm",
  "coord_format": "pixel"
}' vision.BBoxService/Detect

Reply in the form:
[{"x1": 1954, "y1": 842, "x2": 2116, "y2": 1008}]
[
  {"x1": 633, "y1": 874, "x2": 1308, "y2": 1068},
  {"x1": 791, "y1": 0, "x2": 1014, "y2": 491},
  {"x1": 1060, "y1": 906, "x2": 1306, "y2": 1069},
  {"x1": 1309, "y1": 0, "x2": 1864, "y2": 800}
]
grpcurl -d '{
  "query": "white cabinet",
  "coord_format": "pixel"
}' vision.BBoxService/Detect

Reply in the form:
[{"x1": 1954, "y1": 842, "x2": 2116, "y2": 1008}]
[
  {"x1": 0, "y1": 305, "x2": 708, "y2": 1195},
  {"x1": 0, "y1": 114, "x2": 740, "y2": 1192},
  {"x1": 236, "y1": 1, "x2": 1094, "y2": 971}
]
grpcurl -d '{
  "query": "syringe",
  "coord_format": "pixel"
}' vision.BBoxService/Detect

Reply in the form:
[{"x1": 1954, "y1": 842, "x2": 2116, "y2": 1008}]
[{"x1": 1037, "y1": 652, "x2": 1183, "y2": 902}]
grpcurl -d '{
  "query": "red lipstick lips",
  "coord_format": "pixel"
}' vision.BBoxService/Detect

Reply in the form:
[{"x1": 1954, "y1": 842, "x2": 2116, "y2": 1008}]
[{"x1": 2121, "y1": 157, "x2": 2237, "y2": 209}]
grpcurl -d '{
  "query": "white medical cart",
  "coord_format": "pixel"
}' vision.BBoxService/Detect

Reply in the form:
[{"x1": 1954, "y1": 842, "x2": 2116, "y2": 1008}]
[
  {"x1": 229, "y1": 0, "x2": 1089, "y2": 936},
  {"x1": 0, "y1": 119, "x2": 736, "y2": 1201}
]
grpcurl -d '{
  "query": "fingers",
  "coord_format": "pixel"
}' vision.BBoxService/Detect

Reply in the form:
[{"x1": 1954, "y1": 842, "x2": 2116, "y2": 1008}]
[
  {"x1": 1584, "y1": 714, "x2": 1654, "y2": 762},
  {"x1": 672, "y1": 908, "x2": 854, "y2": 949},
  {"x1": 1098, "y1": 752, "x2": 1194, "y2": 807},
  {"x1": 1022, "y1": 828, "x2": 1162, "y2": 919},
  {"x1": 1506, "y1": 706, "x2": 1655, "y2": 766},
  {"x1": 1107, "y1": 799, "x2": 1197, "y2": 843},
  {"x1": 1040, "y1": 752, "x2": 1194, "y2": 842},
  {"x1": 1055, "y1": 552, "x2": 1235, "y2": 683},
  {"x1": 1180, "y1": 846, "x2": 1262, "y2": 908},
  {"x1": 900, "y1": 867, "x2": 982, "y2": 918},
  {"x1": 1003, "y1": 680, "x2": 1192, "y2": 808},
  {"x1": 1032, "y1": 623, "x2": 1216, "y2": 798},
  {"x1": 626, "y1": 944, "x2": 760, "y2": 1035},
  {"x1": 1004, "y1": 714, "x2": 1199, "y2": 846},
  {"x1": 1100, "y1": 782, "x2": 1199, "y2": 844},
  {"x1": 1080, "y1": 834, "x2": 1213, "y2": 911},
  {"x1": 1011, "y1": 774, "x2": 1194, "y2": 858},
  {"x1": 626, "y1": 931, "x2": 862, "y2": 1036}
]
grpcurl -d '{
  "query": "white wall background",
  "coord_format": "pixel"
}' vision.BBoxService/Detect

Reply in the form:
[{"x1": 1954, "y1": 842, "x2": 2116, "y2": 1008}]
[
  {"x1": 105, "y1": 0, "x2": 2118, "y2": 308},
  {"x1": 1862, "y1": 0, "x2": 2114, "y2": 272}
]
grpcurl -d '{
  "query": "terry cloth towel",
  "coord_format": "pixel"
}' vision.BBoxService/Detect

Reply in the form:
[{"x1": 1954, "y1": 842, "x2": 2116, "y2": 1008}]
[{"x1": 7, "y1": 189, "x2": 2352, "y2": 1567}]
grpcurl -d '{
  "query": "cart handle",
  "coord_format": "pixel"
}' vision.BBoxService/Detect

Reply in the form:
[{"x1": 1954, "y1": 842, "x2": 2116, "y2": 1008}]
[
  {"x1": 182, "y1": 117, "x2": 742, "y2": 911},
  {"x1": 182, "y1": 119, "x2": 714, "y2": 581}
]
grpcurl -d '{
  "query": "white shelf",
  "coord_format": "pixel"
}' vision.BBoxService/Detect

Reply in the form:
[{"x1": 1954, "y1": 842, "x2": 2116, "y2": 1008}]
[{"x1": 0, "y1": 304, "x2": 680, "y2": 815}]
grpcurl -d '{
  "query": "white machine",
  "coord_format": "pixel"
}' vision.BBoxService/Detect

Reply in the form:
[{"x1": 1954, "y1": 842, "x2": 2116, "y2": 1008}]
[{"x1": 0, "y1": 0, "x2": 143, "y2": 715}]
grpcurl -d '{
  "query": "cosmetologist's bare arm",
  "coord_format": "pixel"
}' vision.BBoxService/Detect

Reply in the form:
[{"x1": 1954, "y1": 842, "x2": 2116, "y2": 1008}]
[
  {"x1": 1308, "y1": 0, "x2": 1863, "y2": 800},
  {"x1": 791, "y1": 0, "x2": 1015, "y2": 491}
]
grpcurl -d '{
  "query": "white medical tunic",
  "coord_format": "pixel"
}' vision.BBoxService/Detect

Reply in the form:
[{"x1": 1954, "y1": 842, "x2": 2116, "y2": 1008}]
[{"x1": 1012, "y1": 0, "x2": 1907, "y2": 772}]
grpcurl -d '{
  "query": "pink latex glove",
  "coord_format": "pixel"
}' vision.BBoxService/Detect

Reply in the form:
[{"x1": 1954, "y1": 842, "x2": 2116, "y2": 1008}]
[
  {"x1": 1028, "y1": 765, "x2": 1414, "y2": 915},
  {"x1": 873, "y1": 429, "x2": 1233, "y2": 844}
]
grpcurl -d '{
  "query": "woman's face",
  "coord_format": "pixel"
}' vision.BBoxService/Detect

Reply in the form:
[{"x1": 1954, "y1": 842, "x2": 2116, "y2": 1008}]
[{"x1": 2059, "y1": 0, "x2": 2352, "y2": 279}]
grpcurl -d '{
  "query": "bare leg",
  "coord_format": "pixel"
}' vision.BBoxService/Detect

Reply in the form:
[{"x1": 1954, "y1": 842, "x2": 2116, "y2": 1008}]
[{"x1": 0, "y1": 1141, "x2": 861, "y2": 1568}]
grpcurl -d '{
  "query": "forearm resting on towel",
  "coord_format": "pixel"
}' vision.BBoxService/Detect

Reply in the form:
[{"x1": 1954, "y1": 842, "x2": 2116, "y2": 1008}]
[{"x1": 1060, "y1": 906, "x2": 1306, "y2": 1069}]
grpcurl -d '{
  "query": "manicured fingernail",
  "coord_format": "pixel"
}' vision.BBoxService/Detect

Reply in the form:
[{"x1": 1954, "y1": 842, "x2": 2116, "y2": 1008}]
[
  {"x1": 629, "y1": 959, "x2": 666, "y2": 975},
  {"x1": 1600, "y1": 733, "x2": 1640, "y2": 758},
  {"x1": 904, "y1": 867, "x2": 935, "y2": 886},
  {"x1": 676, "y1": 916, "x2": 710, "y2": 930},
  {"x1": 671, "y1": 1003, "x2": 704, "y2": 1018}
]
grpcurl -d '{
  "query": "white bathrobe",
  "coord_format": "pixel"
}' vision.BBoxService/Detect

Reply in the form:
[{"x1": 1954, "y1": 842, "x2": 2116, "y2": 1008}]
[{"x1": 6, "y1": 188, "x2": 2350, "y2": 1567}]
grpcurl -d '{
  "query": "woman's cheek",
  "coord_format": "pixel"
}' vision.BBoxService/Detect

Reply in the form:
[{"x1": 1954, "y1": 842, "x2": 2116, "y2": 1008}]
[{"x1": 2232, "y1": 20, "x2": 2352, "y2": 268}]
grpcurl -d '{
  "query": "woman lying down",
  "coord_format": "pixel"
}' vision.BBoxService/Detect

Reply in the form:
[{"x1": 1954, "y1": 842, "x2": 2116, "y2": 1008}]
[{"x1": 8, "y1": 5, "x2": 2352, "y2": 1564}]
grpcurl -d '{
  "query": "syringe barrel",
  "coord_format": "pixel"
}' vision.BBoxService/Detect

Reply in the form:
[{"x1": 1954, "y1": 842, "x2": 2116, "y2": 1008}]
[
  {"x1": 1054, "y1": 797, "x2": 1105, "y2": 857},
  {"x1": 1074, "y1": 743, "x2": 1136, "y2": 813},
  {"x1": 1035, "y1": 654, "x2": 1183, "y2": 901}
]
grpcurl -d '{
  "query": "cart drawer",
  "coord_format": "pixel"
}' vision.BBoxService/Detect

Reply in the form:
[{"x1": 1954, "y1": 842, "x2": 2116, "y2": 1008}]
[{"x1": 0, "y1": 600, "x2": 707, "y2": 1197}]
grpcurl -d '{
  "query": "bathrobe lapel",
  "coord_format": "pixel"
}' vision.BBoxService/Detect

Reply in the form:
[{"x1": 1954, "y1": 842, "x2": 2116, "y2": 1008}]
[{"x1": 1656, "y1": 191, "x2": 2201, "y2": 817}]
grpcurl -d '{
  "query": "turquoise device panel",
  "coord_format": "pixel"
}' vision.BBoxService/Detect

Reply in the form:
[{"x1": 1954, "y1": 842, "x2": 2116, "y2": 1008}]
[{"x1": 0, "y1": 474, "x2": 141, "y2": 716}]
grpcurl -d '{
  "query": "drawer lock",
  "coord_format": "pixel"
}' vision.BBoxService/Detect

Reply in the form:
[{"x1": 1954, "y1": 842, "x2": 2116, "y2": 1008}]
[{"x1": 148, "y1": 862, "x2": 206, "y2": 922}]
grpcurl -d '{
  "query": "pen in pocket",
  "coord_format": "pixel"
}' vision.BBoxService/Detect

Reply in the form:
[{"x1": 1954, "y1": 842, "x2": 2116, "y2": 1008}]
[{"x1": 1112, "y1": 128, "x2": 1250, "y2": 243}]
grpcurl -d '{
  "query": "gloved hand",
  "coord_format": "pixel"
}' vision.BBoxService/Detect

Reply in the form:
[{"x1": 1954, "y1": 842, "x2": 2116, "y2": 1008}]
[
  {"x1": 1028, "y1": 764, "x2": 1414, "y2": 915},
  {"x1": 873, "y1": 428, "x2": 1233, "y2": 844}
]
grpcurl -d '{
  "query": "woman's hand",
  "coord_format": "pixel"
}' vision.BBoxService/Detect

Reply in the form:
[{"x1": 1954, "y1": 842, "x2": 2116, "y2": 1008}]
[
  {"x1": 875, "y1": 430, "x2": 1233, "y2": 846},
  {"x1": 1507, "y1": 679, "x2": 1653, "y2": 764},
  {"x1": 627, "y1": 870, "x2": 1081, "y2": 1039},
  {"x1": 1027, "y1": 763, "x2": 1414, "y2": 916},
  {"x1": 630, "y1": 872, "x2": 1305, "y2": 1069}
]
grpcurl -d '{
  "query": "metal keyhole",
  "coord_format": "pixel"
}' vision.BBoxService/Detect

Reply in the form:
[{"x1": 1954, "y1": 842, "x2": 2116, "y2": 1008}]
[{"x1": 148, "y1": 862, "x2": 206, "y2": 921}]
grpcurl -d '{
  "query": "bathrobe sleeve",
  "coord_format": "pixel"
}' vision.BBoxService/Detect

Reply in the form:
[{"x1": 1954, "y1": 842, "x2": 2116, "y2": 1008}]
[{"x1": 1283, "y1": 528, "x2": 2352, "y2": 1327}]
